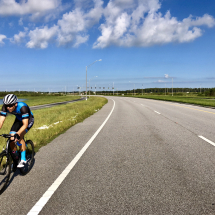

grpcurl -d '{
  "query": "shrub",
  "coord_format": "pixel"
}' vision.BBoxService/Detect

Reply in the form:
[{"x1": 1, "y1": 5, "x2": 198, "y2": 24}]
[{"x1": 205, "y1": 88, "x2": 215, "y2": 97}]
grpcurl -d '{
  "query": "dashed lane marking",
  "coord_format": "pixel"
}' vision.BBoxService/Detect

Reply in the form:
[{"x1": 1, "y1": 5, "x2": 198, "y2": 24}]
[{"x1": 137, "y1": 98, "x2": 215, "y2": 115}]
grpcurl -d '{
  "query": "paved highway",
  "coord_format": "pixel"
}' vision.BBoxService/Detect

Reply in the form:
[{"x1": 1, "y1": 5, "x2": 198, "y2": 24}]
[
  {"x1": 30, "y1": 97, "x2": 85, "y2": 110},
  {"x1": 1, "y1": 96, "x2": 215, "y2": 214}
]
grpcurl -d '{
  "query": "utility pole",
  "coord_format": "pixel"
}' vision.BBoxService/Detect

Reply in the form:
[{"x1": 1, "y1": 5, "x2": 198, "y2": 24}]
[
  {"x1": 165, "y1": 83, "x2": 166, "y2": 96},
  {"x1": 142, "y1": 84, "x2": 143, "y2": 96},
  {"x1": 172, "y1": 78, "x2": 173, "y2": 96},
  {"x1": 86, "y1": 59, "x2": 102, "y2": 100}
]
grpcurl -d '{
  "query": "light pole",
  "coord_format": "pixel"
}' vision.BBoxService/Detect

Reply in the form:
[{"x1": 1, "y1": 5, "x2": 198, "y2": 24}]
[
  {"x1": 86, "y1": 59, "x2": 102, "y2": 100},
  {"x1": 172, "y1": 78, "x2": 173, "y2": 96},
  {"x1": 165, "y1": 83, "x2": 166, "y2": 96},
  {"x1": 164, "y1": 74, "x2": 171, "y2": 96},
  {"x1": 77, "y1": 85, "x2": 80, "y2": 95},
  {"x1": 142, "y1": 84, "x2": 143, "y2": 96}
]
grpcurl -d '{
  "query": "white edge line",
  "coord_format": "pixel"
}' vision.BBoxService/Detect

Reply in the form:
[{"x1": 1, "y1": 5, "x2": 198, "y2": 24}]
[
  {"x1": 198, "y1": 135, "x2": 215, "y2": 147},
  {"x1": 154, "y1": 111, "x2": 161, "y2": 115},
  {"x1": 27, "y1": 99, "x2": 116, "y2": 215}
]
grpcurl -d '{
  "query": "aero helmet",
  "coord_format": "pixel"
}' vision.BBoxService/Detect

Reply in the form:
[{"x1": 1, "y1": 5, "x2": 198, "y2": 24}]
[{"x1": 3, "y1": 94, "x2": 18, "y2": 105}]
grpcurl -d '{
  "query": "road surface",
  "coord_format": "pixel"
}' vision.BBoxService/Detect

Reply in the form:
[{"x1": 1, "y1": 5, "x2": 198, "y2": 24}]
[
  {"x1": 30, "y1": 97, "x2": 85, "y2": 110},
  {"x1": 1, "y1": 96, "x2": 215, "y2": 215}
]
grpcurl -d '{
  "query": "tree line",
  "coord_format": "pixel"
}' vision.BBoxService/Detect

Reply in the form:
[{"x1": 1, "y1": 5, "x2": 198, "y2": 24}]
[
  {"x1": 89, "y1": 87, "x2": 215, "y2": 96},
  {"x1": 0, "y1": 88, "x2": 215, "y2": 97}
]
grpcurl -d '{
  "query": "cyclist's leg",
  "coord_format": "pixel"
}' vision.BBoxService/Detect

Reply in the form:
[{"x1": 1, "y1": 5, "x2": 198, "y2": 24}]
[
  {"x1": 9, "y1": 119, "x2": 23, "y2": 152},
  {"x1": 17, "y1": 118, "x2": 34, "y2": 167},
  {"x1": 9, "y1": 119, "x2": 23, "y2": 170},
  {"x1": 15, "y1": 131, "x2": 27, "y2": 167},
  {"x1": 18, "y1": 130, "x2": 26, "y2": 152}
]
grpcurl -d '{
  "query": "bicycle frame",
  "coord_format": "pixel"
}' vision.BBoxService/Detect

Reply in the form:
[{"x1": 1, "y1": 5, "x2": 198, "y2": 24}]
[
  {"x1": 0, "y1": 135, "x2": 15, "y2": 164},
  {"x1": 1, "y1": 134, "x2": 32, "y2": 163},
  {"x1": 0, "y1": 138, "x2": 11, "y2": 176},
  {"x1": 4, "y1": 139, "x2": 10, "y2": 154},
  {"x1": 1, "y1": 134, "x2": 34, "y2": 194}
]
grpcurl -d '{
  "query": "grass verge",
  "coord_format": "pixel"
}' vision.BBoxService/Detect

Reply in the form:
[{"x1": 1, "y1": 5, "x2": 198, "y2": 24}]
[
  {"x1": 0, "y1": 95, "x2": 81, "y2": 107},
  {"x1": 124, "y1": 95, "x2": 215, "y2": 108},
  {"x1": 0, "y1": 96, "x2": 107, "y2": 152}
]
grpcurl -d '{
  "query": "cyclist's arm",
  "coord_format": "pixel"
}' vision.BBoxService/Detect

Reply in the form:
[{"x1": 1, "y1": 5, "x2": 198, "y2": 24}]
[
  {"x1": 0, "y1": 105, "x2": 7, "y2": 129},
  {"x1": 0, "y1": 115, "x2": 6, "y2": 129},
  {"x1": 17, "y1": 118, "x2": 29, "y2": 137}
]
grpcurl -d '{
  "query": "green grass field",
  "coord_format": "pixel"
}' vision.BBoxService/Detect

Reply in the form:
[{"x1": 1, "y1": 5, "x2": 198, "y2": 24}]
[
  {"x1": 123, "y1": 94, "x2": 215, "y2": 107},
  {"x1": 0, "y1": 96, "x2": 107, "y2": 152},
  {"x1": 17, "y1": 95, "x2": 81, "y2": 106}
]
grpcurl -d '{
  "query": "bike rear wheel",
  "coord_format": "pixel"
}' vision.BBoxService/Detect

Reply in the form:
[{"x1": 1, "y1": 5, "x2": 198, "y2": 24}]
[
  {"x1": 0, "y1": 151, "x2": 11, "y2": 194},
  {"x1": 20, "y1": 140, "x2": 35, "y2": 175}
]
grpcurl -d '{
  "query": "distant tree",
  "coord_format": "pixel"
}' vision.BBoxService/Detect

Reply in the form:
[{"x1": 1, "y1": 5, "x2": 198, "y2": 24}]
[{"x1": 205, "y1": 88, "x2": 215, "y2": 97}]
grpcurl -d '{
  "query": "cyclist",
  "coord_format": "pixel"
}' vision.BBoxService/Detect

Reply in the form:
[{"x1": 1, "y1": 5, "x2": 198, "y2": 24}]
[{"x1": 0, "y1": 94, "x2": 34, "y2": 168}]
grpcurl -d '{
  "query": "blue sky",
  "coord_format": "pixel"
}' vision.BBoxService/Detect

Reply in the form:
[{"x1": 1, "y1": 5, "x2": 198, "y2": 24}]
[{"x1": 0, "y1": 0, "x2": 215, "y2": 92}]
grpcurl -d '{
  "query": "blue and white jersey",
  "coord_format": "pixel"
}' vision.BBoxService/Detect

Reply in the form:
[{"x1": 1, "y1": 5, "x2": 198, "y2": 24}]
[{"x1": 0, "y1": 102, "x2": 33, "y2": 121}]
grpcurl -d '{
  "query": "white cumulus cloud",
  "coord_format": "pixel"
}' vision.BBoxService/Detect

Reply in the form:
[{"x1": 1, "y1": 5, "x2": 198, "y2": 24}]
[
  {"x1": 73, "y1": 35, "x2": 89, "y2": 47},
  {"x1": 57, "y1": 0, "x2": 103, "y2": 46},
  {"x1": 26, "y1": 25, "x2": 59, "y2": 48},
  {"x1": 25, "y1": 0, "x2": 103, "y2": 48},
  {"x1": 10, "y1": 31, "x2": 26, "y2": 44},
  {"x1": 19, "y1": 18, "x2": 23, "y2": 26},
  {"x1": 0, "y1": 34, "x2": 6, "y2": 45},
  {"x1": 0, "y1": 0, "x2": 64, "y2": 22},
  {"x1": 0, "y1": 0, "x2": 61, "y2": 15},
  {"x1": 7, "y1": 0, "x2": 215, "y2": 49},
  {"x1": 93, "y1": 0, "x2": 215, "y2": 48}
]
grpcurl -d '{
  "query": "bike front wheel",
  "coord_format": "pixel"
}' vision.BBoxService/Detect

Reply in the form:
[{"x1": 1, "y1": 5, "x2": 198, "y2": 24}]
[
  {"x1": 20, "y1": 140, "x2": 35, "y2": 175},
  {"x1": 0, "y1": 151, "x2": 11, "y2": 194}
]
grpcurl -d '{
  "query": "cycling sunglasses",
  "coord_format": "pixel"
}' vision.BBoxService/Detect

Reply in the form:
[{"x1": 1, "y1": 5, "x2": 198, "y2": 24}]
[{"x1": 6, "y1": 104, "x2": 15, "y2": 108}]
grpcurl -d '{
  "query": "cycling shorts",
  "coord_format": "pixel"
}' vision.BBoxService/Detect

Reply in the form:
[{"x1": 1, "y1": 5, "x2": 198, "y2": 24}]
[{"x1": 10, "y1": 117, "x2": 34, "y2": 134}]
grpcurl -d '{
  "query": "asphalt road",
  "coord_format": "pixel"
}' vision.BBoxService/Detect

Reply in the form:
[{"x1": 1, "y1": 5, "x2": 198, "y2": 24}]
[
  {"x1": 30, "y1": 97, "x2": 85, "y2": 110},
  {"x1": 1, "y1": 96, "x2": 215, "y2": 214}
]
